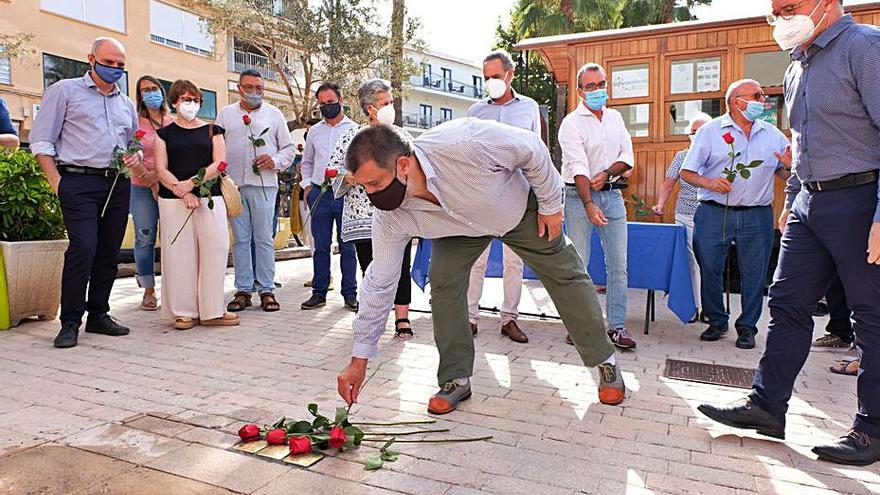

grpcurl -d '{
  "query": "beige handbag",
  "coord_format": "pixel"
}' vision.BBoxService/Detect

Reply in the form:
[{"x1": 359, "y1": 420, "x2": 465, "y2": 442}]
[{"x1": 220, "y1": 174, "x2": 243, "y2": 218}]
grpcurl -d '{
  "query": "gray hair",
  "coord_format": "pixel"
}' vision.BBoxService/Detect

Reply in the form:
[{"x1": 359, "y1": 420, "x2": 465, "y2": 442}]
[
  {"x1": 484, "y1": 50, "x2": 514, "y2": 71},
  {"x1": 345, "y1": 125, "x2": 412, "y2": 173},
  {"x1": 357, "y1": 78, "x2": 391, "y2": 115},
  {"x1": 688, "y1": 112, "x2": 712, "y2": 130},
  {"x1": 725, "y1": 78, "x2": 760, "y2": 105},
  {"x1": 90, "y1": 37, "x2": 124, "y2": 55},
  {"x1": 576, "y1": 63, "x2": 607, "y2": 89}
]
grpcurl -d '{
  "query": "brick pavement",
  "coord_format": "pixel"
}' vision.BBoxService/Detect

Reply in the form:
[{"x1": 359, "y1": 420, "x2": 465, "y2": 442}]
[{"x1": 0, "y1": 257, "x2": 877, "y2": 495}]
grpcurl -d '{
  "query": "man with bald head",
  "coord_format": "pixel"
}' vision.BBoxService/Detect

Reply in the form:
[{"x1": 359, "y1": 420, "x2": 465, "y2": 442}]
[
  {"x1": 30, "y1": 37, "x2": 139, "y2": 348},
  {"x1": 699, "y1": 0, "x2": 880, "y2": 466},
  {"x1": 680, "y1": 79, "x2": 790, "y2": 350}
]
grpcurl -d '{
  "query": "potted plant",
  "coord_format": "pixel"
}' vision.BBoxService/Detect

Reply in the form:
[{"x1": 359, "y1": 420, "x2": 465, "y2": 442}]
[{"x1": 0, "y1": 148, "x2": 67, "y2": 329}]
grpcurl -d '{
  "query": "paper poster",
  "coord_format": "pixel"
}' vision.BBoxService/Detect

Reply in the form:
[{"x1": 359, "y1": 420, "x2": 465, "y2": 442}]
[
  {"x1": 671, "y1": 62, "x2": 694, "y2": 94},
  {"x1": 635, "y1": 104, "x2": 649, "y2": 124},
  {"x1": 696, "y1": 60, "x2": 721, "y2": 92},
  {"x1": 612, "y1": 66, "x2": 649, "y2": 99}
]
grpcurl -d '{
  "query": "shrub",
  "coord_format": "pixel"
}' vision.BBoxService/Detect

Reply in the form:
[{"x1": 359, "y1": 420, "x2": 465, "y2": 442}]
[{"x1": 0, "y1": 148, "x2": 66, "y2": 241}]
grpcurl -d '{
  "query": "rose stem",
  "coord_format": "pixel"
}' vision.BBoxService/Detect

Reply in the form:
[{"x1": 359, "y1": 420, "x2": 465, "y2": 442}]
[
  {"x1": 362, "y1": 429, "x2": 450, "y2": 436},
  {"x1": 171, "y1": 210, "x2": 195, "y2": 244},
  {"x1": 346, "y1": 357, "x2": 394, "y2": 415},
  {"x1": 360, "y1": 436, "x2": 494, "y2": 444},
  {"x1": 352, "y1": 420, "x2": 437, "y2": 427}
]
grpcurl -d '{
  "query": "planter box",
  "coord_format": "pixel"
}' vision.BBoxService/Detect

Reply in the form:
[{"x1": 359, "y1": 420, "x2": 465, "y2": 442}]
[{"x1": 0, "y1": 240, "x2": 68, "y2": 329}]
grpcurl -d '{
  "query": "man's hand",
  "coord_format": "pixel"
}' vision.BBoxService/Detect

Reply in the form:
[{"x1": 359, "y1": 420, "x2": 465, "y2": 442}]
[
  {"x1": 651, "y1": 205, "x2": 663, "y2": 216},
  {"x1": 868, "y1": 222, "x2": 880, "y2": 265},
  {"x1": 586, "y1": 202, "x2": 608, "y2": 227},
  {"x1": 590, "y1": 171, "x2": 609, "y2": 191},
  {"x1": 183, "y1": 193, "x2": 201, "y2": 210},
  {"x1": 537, "y1": 210, "x2": 563, "y2": 241},
  {"x1": 255, "y1": 154, "x2": 275, "y2": 170},
  {"x1": 337, "y1": 357, "x2": 369, "y2": 406},
  {"x1": 122, "y1": 153, "x2": 140, "y2": 170},
  {"x1": 344, "y1": 172, "x2": 357, "y2": 186},
  {"x1": 173, "y1": 179, "x2": 195, "y2": 198},
  {"x1": 778, "y1": 208, "x2": 791, "y2": 235},
  {"x1": 707, "y1": 178, "x2": 733, "y2": 194},
  {"x1": 48, "y1": 174, "x2": 61, "y2": 194},
  {"x1": 774, "y1": 146, "x2": 792, "y2": 170},
  {"x1": 140, "y1": 170, "x2": 159, "y2": 187}
]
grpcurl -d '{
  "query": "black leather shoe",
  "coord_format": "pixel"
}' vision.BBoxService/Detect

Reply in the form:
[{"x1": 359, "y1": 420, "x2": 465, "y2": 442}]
[
  {"x1": 344, "y1": 298, "x2": 359, "y2": 312},
  {"x1": 700, "y1": 325, "x2": 728, "y2": 341},
  {"x1": 85, "y1": 314, "x2": 130, "y2": 336},
  {"x1": 736, "y1": 329, "x2": 757, "y2": 349},
  {"x1": 812, "y1": 429, "x2": 880, "y2": 466},
  {"x1": 697, "y1": 397, "x2": 786, "y2": 439},
  {"x1": 53, "y1": 322, "x2": 79, "y2": 348},
  {"x1": 301, "y1": 295, "x2": 326, "y2": 310}
]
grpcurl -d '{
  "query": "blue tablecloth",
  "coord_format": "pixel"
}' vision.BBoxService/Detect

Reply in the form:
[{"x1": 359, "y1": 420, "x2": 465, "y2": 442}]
[{"x1": 411, "y1": 222, "x2": 696, "y2": 323}]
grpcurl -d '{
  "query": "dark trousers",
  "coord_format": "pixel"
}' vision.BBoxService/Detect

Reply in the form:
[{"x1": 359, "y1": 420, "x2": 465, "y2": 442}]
[
  {"x1": 354, "y1": 239, "x2": 413, "y2": 306},
  {"x1": 825, "y1": 277, "x2": 854, "y2": 343},
  {"x1": 58, "y1": 173, "x2": 130, "y2": 325},
  {"x1": 751, "y1": 182, "x2": 880, "y2": 438},
  {"x1": 693, "y1": 202, "x2": 774, "y2": 334},
  {"x1": 307, "y1": 186, "x2": 356, "y2": 299}
]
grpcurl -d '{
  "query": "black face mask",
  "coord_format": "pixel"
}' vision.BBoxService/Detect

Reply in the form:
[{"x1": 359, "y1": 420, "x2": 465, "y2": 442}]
[
  {"x1": 319, "y1": 102, "x2": 341, "y2": 119},
  {"x1": 367, "y1": 172, "x2": 407, "y2": 211}
]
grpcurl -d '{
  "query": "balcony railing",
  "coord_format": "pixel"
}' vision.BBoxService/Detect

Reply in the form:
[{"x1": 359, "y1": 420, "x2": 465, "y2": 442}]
[
  {"x1": 402, "y1": 113, "x2": 454, "y2": 130},
  {"x1": 410, "y1": 74, "x2": 482, "y2": 99},
  {"x1": 231, "y1": 50, "x2": 277, "y2": 80}
]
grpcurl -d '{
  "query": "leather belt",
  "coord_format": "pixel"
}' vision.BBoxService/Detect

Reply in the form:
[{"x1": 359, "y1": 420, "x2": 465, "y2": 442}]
[
  {"x1": 564, "y1": 182, "x2": 628, "y2": 191},
  {"x1": 700, "y1": 200, "x2": 769, "y2": 211},
  {"x1": 803, "y1": 170, "x2": 878, "y2": 193},
  {"x1": 57, "y1": 163, "x2": 118, "y2": 178}
]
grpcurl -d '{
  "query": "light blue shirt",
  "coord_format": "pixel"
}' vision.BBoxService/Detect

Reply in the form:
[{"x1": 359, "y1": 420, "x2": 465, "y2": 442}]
[
  {"x1": 682, "y1": 114, "x2": 788, "y2": 207},
  {"x1": 467, "y1": 90, "x2": 541, "y2": 135},
  {"x1": 783, "y1": 15, "x2": 880, "y2": 221},
  {"x1": 29, "y1": 72, "x2": 138, "y2": 168},
  {"x1": 298, "y1": 116, "x2": 358, "y2": 188}
]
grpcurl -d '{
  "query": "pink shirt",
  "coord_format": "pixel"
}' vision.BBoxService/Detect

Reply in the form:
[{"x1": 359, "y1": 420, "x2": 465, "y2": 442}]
[{"x1": 131, "y1": 115, "x2": 173, "y2": 187}]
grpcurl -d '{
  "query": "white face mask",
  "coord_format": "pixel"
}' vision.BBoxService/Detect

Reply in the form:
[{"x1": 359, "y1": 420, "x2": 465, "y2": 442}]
[
  {"x1": 374, "y1": 103, "x2": 395, "y2": 126},
  {"x1": 485, "y1": 77, "x2": 508, "y2": 100},
  {"x1": 178, "y1": 101, "x2": 200, "y2": 121},
  {"x1": 772, "y1": 1, "x2": 826, "y2": 51}
]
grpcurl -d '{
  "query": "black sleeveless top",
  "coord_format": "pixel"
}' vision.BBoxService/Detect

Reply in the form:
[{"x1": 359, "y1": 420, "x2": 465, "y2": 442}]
[{"x1": 156, "y1": 123, "x2": 225, "y2": 199}]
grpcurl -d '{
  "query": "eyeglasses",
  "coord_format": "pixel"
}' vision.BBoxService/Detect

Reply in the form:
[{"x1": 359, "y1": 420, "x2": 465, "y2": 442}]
[
  {"x1": 179, "y1": 96, "x2": 201, "y2": 104},
  {"x1": 766, "y1": 0, "x2": 812, "y2": 25},
  {"x1": 581, "y1": 80, "x2": 607, "y2": 92},
  {"x1": 737, "y1": 91, "x2": 767, "y2": 102},
  {"x1": 240, "y1": 84, "x2": 264, "y2": 92}
]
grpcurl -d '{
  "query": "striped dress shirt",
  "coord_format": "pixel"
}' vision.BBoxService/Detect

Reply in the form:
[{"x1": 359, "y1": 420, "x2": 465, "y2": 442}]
[{"x1": 351, "y1": 117, "x2": 564, "y2": 358}]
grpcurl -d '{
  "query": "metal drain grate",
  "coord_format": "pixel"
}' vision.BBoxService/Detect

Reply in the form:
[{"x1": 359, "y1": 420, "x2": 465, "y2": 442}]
[{"x1": 663, "y1": 359, "x2": 756, "y2": 389}]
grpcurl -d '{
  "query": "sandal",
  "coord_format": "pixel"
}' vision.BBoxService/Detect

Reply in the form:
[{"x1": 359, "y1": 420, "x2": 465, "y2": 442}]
[
  {"x1": 394, "y1": 318, "x2": 414, "y2": 339},
  {"x1": 260, "y1": 292, "x2": 280, "y2": 312},
  {"x1": 201, "y1": 312, "x2": 240, "y2": 326},
  {"x1": 173, "y1": 317, "x2": 196, "y2": 330},
  {"x1": 830, "y1": 359, "x2": 859, "y2": 376},
  {"x1": 227, "y1": 291, "x2": 252, "y2": 312},
  {"x1": 140, "y1": 292, "x2": 158, "y2": 311}
]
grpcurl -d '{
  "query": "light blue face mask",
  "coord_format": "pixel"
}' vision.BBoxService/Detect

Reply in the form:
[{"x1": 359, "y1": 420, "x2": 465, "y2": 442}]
[
  {"x1": 142, "y1": 90, "x2": 164, "y2": 110},
  {"x1": 584, "y1": 88, "x2": 608, "y2": 111},
  {"x1": 740, "y1": 99, "x2": 766, "y2": 122}
]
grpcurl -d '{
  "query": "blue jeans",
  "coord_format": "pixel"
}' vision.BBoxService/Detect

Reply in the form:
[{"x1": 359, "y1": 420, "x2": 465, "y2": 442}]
[
  {"x1": 230, "y1": 185, "x2": 277, "y2": 293},
  {"x1": 693, "y1": 201, "x2": 773, "y2": 334},
  {"x1": 750, "y1": 182, "x2": 880, "y2": 437},
  {"x1": 564, "y1": 187, "x2": 628, "y2": 329},
  {"x1": 130, "y1": 185, "x2": 158, "y2": 289},
  {"x1": 308, "y1": 186, "x2": 357, "y2": 299},
  {"x1": 250, "y1": 190, "x2": 280, "y2": 285}
]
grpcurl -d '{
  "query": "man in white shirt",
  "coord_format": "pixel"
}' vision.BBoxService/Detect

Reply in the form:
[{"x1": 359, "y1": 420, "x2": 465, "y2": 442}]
[
  {"x1": 299, "y1": 83, "x2": 359, "y2": 311},
  {"x1": 335, "y1": 120, "x2": 626, "y2": 415},
  {"x1": 217, "y1": 70, "x2": 296, "y2": 313},
  {"x1": 558, "y1": 62, "x2": 637, "y2": 350},
  {"x1": 466, "y1": 50, "x2": 542, "y2": 344}
]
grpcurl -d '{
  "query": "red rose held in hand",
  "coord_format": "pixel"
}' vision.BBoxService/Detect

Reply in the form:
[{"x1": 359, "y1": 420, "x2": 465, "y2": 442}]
[
  {"x1": 722, "y1": 132, "x2": 735, "y2": 145},
  {"x1": 328, "y1": 426, "x2": 346, "y2": 449},
  {"x1": 238, "y1": 424, "x2": 261, "y2": 442},
  {"x1": 243, "y1": 114, "x2": 252, "y2": 125},
  {"x1": 289, "y1": 436, "x2": 312, "y2": 455},
  {"x1": 266, "y1": 429, "x2": 287, "y2": 445},
  {"x1": 217, "y1": 161, "x2": 228, "y2": 172},
  {"x1": 134, "y1": 130, "x2": 146, "y2": 140},
  {"x1": 325, "y1": 168, "x2": 338, "y2": 179}
]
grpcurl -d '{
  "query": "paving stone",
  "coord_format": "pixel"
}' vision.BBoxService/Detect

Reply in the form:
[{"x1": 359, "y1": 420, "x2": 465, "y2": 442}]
[
  {"x1": 71, "y1": 466, "x2": 239, "y2": 495},
  {"x1": 65, "y1": 423, "x2": 189, "y2": 465},
  {"x1": 0, "y1": 444, "x2": 135, "y2": 495}
]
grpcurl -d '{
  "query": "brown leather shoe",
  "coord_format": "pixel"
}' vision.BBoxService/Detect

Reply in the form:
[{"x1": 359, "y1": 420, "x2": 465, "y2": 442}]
[
  {"x1": 470, "y1": 322, "x2": 478, "y2": 336},
  {"x1": 501, "y1": 321, "x2": 528, "y2": 343}
]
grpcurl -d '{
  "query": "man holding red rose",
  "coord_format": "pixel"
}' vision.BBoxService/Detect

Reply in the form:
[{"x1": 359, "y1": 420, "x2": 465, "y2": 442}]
[{"x1": 680, "y1": 79, "x2": 790, "y2": 350}]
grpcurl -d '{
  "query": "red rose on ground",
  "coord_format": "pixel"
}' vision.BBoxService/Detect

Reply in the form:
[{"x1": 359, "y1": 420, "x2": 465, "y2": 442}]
[
  {"x1": 217, "y1": 161, "x2": 228, "y2": 172},
  {"x1": 328, "y1": 426, "x2": 346, "y2": 449},
  {"x1": 722, "y1": 132, "x2": 735, "y2": 144},
  {"x1": 325, "y1": 168, "x2": 338, "y2": 179},
  {"x1": 289, "y1": 436, "x2": 312, "y2": 455},
  {"x1": 237, "y1": 424, "x2": 261, "y2": 442},
  {"x1": 134, "y1": 130, "x2": 146, "y2": 140},
  {"x1": 243, "y1": 114, "x2": 252, "y2": 125},
  {"x1": 266, "y1": 429, "x2": 287, "y2": 445}
]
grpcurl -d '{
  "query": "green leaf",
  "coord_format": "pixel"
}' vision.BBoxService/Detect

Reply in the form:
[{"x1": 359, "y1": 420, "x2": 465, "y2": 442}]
[
  {"x1": 308, "y1": 403, "x2": 319, "y2": 416},
  {"x1": 740, "y1": 169, "x2": 751, "y2": 179},
  {"x1": 312, "y1": 416, "x2": 330, "y2": 430},
  {"x1": 380, "y1": 450, "x2": 399, "y2": 462},
  {"x1": 735, "y1": 151, "x2": 742, "y2": 157},
  {"x1": 345, "y1": 426, "x2": 364, "y2": 446},
  {"x1": 289, "y1": 421, "x2": 313, "y2": 434},
  {"x1": 259, "y1": 127, "x2": 270, "y2": 136},
  {"x1": 334, "y1": 407, "x2": 349, "y2": 425},
  {"x1": 727, "y1": 151, "x2": 734, "y2": 158},
  {"x1": 747, "y1": 160, "x2": 763, "y2": 168},
  {"x1": 254, "y1": 138, "x2": 266, "y2": 147},
  {"x1": 735, "y1": 163, "x2": 744, "y2": 170},
  {"x1": 364, "y1": 457, "x2": 383, "y2": 471},
  {"x1": 197, "y1": 168, "x2": 206, "y2": 180}
]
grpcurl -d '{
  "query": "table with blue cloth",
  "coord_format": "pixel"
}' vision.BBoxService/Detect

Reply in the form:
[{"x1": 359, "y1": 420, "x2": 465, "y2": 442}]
[{"x1": 411, "y1": 222, "x2": 696, "y2": 334}]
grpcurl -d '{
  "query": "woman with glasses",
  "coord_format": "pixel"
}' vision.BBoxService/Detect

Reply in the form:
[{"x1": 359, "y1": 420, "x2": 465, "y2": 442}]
[
  {"x1": 154, "y1": 80, "x2": 239, "y2": 330},
  {"x1": 130, "y1": 76, "x2": 173, "y2": 311},
  {"x1": 652, "y1": 112, "x2": 712, "y2": 324}
]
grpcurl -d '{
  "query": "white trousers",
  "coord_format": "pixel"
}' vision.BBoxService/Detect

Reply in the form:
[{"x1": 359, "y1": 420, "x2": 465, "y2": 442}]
[
  {"x1": 467, "y1": 243, "x2": 524, "y2": 325},
  {"x1": 675, "y1": 213, "x2": 701, "y2": 311},
  {"x1": 159, "y1": 197, "x2": 230, "y2": 322}
]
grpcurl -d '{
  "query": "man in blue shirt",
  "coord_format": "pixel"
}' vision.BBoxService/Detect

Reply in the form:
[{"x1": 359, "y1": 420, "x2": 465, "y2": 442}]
[
  {"x1": 0, "y1": 97, "x2": 18, "y2": 149},
  {"x1": 699, "y1": 0, "x2": 880, "y2": 466},
  {"x1": 681, "y1": 79, "x2": 790, "y2": 350},
  {"x1": 29, "y1": 38, "x2": 139, "y2": 348}
]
